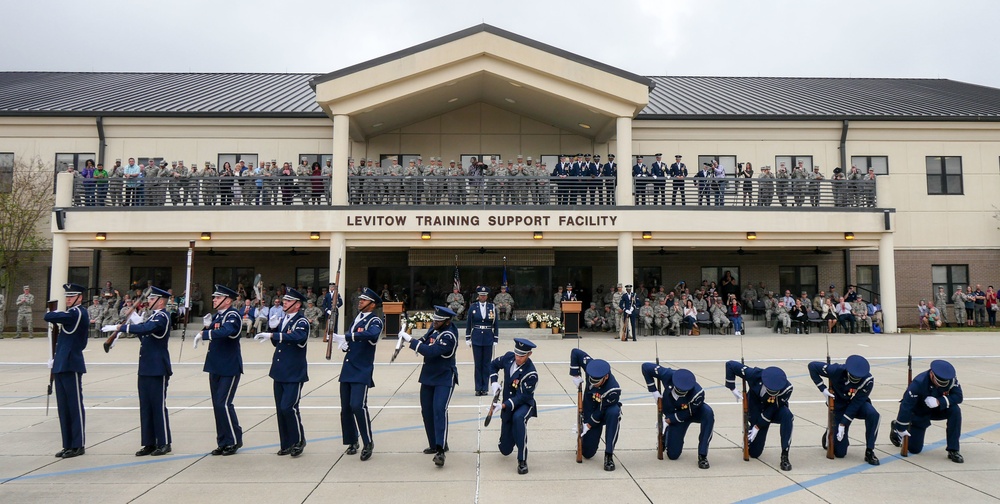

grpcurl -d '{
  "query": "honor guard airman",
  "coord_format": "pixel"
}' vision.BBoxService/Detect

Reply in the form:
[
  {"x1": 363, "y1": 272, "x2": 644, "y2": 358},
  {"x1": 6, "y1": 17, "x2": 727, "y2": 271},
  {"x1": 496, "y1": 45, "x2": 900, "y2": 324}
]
[
  {"x1": 329, "y1": 287, "x2": 383, "y2": 460},
  {"x1": 642, "y1": 364, "x2": 714, "y2": 468},
  {"x1": 487, "y1": 338, "x2": 538, "y2": 474},
  {"x1": 44, "y1": 283, "x2": 90, "y2": 458},
  {"x1": 570, "y1": 349, "x2": 623, "y2": 471},
  {"x1": 254, "y1": 288, "x2": 310, "y2": 457},
  {"x1": 619, "y1": 284, "x2": 638, "y2": 341},
  {"x1": 106, "y1": 286, "x2": 173, "y2": 456},
  {"x1": 193, "y1": 285, "x2": 244, "y2": 456},
  {"x1": 397, "y1": 306, "x2": 460, "y2": 466},
  {"x1": 726, "y1": 362, "x2": 794, "y2": 470},
  {"x1": 808, "y1": 355, "x2": 880, "y2": 465},
  {"x1": 891, "y1": 359, "x2": 965, "y2": 463},
  {"x1": 467, "y1": 286, "x2": 499, "y2": 396}
]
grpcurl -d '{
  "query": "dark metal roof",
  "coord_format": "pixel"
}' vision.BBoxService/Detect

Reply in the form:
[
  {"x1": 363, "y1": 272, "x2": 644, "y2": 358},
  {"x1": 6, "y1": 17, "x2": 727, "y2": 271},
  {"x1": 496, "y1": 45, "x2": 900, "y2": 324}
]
[
  {"x1": 0, "y1": 72, "x2": 325, "y2": 117},
  {"x1": 641, "y1": 76, "x2": 1000, "y2": 121},
  {"x1": 308, "y1": 23, "x2": 654, "y2": 90}
]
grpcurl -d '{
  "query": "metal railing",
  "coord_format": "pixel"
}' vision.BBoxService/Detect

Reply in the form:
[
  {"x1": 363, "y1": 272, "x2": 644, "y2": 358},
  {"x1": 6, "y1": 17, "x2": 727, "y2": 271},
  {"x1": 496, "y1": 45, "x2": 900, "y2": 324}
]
[
  {"x1": 631, "y1": 177, "x2": 876, "y2": 208},
  {"x1": 347, "y1": 175, "x2": 617, "y2": 206},
  {"x1": 70, "y1": 176, "x2": 332, "y2": 207}
]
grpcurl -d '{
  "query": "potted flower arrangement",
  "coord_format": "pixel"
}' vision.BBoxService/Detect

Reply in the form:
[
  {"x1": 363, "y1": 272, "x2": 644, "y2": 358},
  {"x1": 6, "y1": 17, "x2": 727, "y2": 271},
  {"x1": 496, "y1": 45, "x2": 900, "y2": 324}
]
[
  {"x1": 525, "y1": 312, "x2": 541, "y2": 329},
  {"x1": 550, "y1": 319, "x2": 564, "y2": 334},
  {"x1": 539, "y1": 313, "x2": 551, "y2": 329},
  {"x1": 407, "y1": 311, "x2": 430, "y2": 330}
]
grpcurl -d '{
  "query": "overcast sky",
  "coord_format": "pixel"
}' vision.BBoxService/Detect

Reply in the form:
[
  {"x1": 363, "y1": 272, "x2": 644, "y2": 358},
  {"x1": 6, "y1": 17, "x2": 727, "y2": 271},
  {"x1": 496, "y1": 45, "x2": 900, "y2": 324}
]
[{"x1": 4, "y1": 0, "x2": 999, "y2": 88}]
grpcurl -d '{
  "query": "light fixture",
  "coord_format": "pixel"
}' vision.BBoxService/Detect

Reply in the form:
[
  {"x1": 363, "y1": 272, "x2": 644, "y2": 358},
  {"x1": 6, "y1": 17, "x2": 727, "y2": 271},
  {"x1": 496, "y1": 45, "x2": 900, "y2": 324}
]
[
  {"x1": 201, "y1": 232, "x2": 212, "y2": 241},
  {"x1": 642, "y1": 231, "x2": 652, "y2": 240},
  {"x1": 310, "y1": 231, "x2": 320, "y2": 240},
  {"x1": 578, "y1": 123, "x2": 591, "y2": 129},
  {"x1": 746, "y1": 232, "x2": 756, "y2": 240},
  {"x1": 844, "y1": 232, "x2": 855, "y2": 240},
  {"x1": 447, "y1": 97, "x2": 458, "y2": 103},
  {"x1": 421, "y1": 231, "x2": 432, "y2": 240},
  {"x1": 372, "y1": 122, "x2": 383, "y2": 128},
  {"x1": 95, "y1": 232, "x2": 106, "y2": 241},
  {"x1": 533, "y1": 231, "x2": 543, "y2": 240},
  {"x1": 505, "y1": 98, "x2": 516, "y2": 104}
]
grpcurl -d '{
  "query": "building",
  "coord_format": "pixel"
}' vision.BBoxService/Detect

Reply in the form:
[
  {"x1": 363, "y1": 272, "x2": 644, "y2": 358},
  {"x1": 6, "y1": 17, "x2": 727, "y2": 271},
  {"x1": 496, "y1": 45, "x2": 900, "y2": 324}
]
[{"x1": 2, "y1": 24, "x2": 1000, "y2": 332}]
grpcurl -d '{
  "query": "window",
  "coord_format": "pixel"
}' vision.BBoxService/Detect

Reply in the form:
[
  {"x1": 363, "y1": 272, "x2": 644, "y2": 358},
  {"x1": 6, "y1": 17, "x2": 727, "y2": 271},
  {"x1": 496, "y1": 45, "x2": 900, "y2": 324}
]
[
  {"x1": 774, "y1": 156, "x2": 813, "y2": 175},
  {"x1": 701, "y1": 267, "x2": 740, "y2": 286},
  {"x1": 698, "y1": 155, "x2": 738, "y2": 176},
  {"x1": 633, "y1": 267, "x2": 663, "y2": 292},
  {"x1": 851, "y1": 156, "x2": 889, "y2": 175},
  {"x1": 932, "y1": 265, "x2": 968, "y2": 299},
  {"x1": 379, "y1": 154, "x2": 421, "y2": 169},
  {"x1": 779, "y1": 266, "x2": 818, "y2": 299},
  {"x1": 0, "y1": 152, "x2": 13, "y2": 193},
  {"x1": 55, "y1": 153, "x2": 97, "y2": 173},
  {"x1": 856, "y1": 265, "x2": 880, "y2": 301},
  {"x1": 926, "y1": 156, "x2": 963, "y2": 195},
  {"x1": 218, "y1": 154, "x2": 259, "y2": 173},
  {"x1": 298, "y1": 154, "x2": 333, "y2": 171},
  {"x1": 540, "y1": 155, "x2": 561, "y2": 170},
  {"x1": 68, "y1": 267, "x2": 90, "y2": 292},
  {"x1": 295, "y1": 267, "x2": 330, "y2": 295},
  {"x1": 130, "y1": 267, "x2": 172, "y2": 292},
  {"x1": 213, "y1": 267, "x2": 255, "y2": 298}
]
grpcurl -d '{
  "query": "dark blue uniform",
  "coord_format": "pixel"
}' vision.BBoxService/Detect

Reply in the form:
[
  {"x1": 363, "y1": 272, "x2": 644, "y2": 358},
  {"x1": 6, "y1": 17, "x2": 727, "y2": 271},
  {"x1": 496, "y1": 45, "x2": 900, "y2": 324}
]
[
  {"x1": 201, "y1": 307, "x2": 244, "y2": 449},
  {"x1": 725, "y1": 361, "x2": 794, "y2": 458},
  {"x1": 808, "y1": 360, "x2": 879, "y2": 456},
  {"x1": 122, "y1": 309, "x2": 172, "y2": 449},
  {"x1": 600, "y1": 159, "x2": 616, "y2": 205},
  {"x1": 466, "y1": 301, "x2": 498, "y2": 395},
  {"x1": 570, "y1": 349, "x2": 622, "y2": 458},
  {"x1": 44, "y1": 304, "x2": 89, "y2": 453},
  {"x1": 894, "y1": 368, "x2": 964, "y2": 454},
  {"x1": 633, "y1": 162, "x2": 647, "y2": 204},
  {"x1": 409, "y1": 321, "x2": 459, "y2": 451},
  {"x1": 641, "y1": 363, "x2": 714, "y2": 459},
  {"x1": 340, "y1": 311, "x2": 383, "y2": 448},
  {"x1": 619, "y1": 291, "x2": 638, "y2": 340},
  {"x1": 489, "y1": 352, "x2": 538, "y2": 462},
  {"x1": 650, "y1": 160, "x2": 667, "y2": 204},
  {"x1": 551, "y1": 161, "x2": 569, "y2": 205},
  {"x1": 269, "y1": 310, "x2": 309, "y2": 452},
  {"x1": 669, "y1": 161, "x2": 688, "y2": 205}
]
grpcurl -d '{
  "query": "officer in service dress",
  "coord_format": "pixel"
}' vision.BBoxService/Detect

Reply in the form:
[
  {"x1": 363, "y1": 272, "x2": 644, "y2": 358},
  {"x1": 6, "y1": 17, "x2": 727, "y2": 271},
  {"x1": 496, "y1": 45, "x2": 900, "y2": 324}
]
[
  {"x1": 467, "y1": 286, "x2": 499, "y2": 396},
  {"x1": 398, "y1": 306, "x2": 460, "y2": 467},
  {"x1": 642, "y1": 363, "x2": 713, "y2": 468},
  {"x1": 570, "y1": 348, "x2": 622, "y2": 471},
  {"x1": 725, "y1": 361, "x2": 794, "y2": 470},
  {"x1": 487, "y1": 338, "x2": 538, "y2": 475},
  {"x1": 193, "y1": 285, "x2": 244, "y2": 456},
  {"x1": 105, "y1": 286, "x2": 173, "y2": 456},
  {"x1": 890, "y1": 359, "x2": 965, "y2": 463},
  {"x1": 44, "y1": 283, "x2": 90, "y2": 458},
  {"x1": 807, "y1": 355, "x2": 880, "y2": 465}
]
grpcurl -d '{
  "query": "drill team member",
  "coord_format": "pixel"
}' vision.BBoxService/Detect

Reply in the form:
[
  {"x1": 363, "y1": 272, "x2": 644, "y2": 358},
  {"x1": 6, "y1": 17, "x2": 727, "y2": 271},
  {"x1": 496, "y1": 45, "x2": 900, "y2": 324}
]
[
  {"x1": 330, "y1": 287, "x2": 383, "y2": 460},
  {"x1": 890, "y1": 359, "x2": 965, "y2": 463},
  {"x1": 467, "y1": 286, "x2": 499, "y2": 396},
  {"x1": 725, "y1": 361, "x2": 794, "y2": 470},
  {"x1": 193, "y1": 285, "x2": 244, "y2": 455},
  {"x1": 570, "y1": 348, "x2": 622, "y2": 471},
  {"x1": 44, "y1": 283, "x2": 90, "y2": 458},
  {"x1": 642, "y1": 363, "x2": 714, "y2": 469},
  {"x1": 487, "y1": 338, "x2": 538, "y2": 475},
  {"x1": 807, "y1": 355, "x2": 880, "y2": 465}
]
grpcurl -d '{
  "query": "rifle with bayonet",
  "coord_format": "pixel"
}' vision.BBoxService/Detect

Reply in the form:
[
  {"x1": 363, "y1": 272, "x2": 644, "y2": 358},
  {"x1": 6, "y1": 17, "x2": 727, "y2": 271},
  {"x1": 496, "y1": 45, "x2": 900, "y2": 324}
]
[
  {"x1": 901, "y1": 334, "x2": 913, "y2": 457},
  {"x1": 45, "y1": 300, "x2": 58, "y2": 416},
  {"x1": 655, "y1": 336, "x2": 664, "y2": 460},
  {"x1": 826, "y1": 335, "x2": 835, "y2": 460},
  {"x1": 740, "y1": 332, "x2": 750, "y2": 461},
  {"x1": 324, "y1": 258, "x2": 342, "y2": 361}
]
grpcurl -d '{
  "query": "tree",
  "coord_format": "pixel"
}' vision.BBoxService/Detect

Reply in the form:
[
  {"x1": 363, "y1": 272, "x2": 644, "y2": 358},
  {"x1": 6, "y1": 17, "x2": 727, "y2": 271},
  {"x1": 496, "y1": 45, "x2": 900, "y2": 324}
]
[{"x1": 0, "y1": 156, "x2": 54, "y2": 310}]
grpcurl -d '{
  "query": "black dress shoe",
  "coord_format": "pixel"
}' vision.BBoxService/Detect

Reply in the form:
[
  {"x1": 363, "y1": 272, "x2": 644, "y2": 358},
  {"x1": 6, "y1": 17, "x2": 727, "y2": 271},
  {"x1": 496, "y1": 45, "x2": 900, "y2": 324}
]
[
  {"x1": 55, "y1": 449, "x2": 67, "y2": 458},
  {"x1": 360, "y1": 443, "x2": 374, "y2": 461},
  {"x1": 346, "y1": 443, "x2": 358, "y2": 455},
  {"x1": 62, "y1": 447, "x2": 85, "y2": 458},
  {"x1": 422, "y1": 447, "x2": 436, "y2": 454},
  {"x1": 889, "y1": 421, "x2": 902, "y2": 448},
  {"x1": 277, "y1": 448, "x2": 290, "y2": 456},
  {"x1": 517, "y1": 460, "x2": 528, "y2": 474},
  {"x1": 603, "y1": 453, "x2": 616, "y2": 471},
  {"x1": 211, "y1": 447, "x2": 224, "y2": 456},
  {"x1": 289, "y1": 442, "x2": 304, "y2": 458},
  {"x1": 135, "y1": 446, "x2": 156, "y2": 457},
  {"x1": 698, "y1": 454, "x2": 710, "y2": 469},
  {"x1": 780, "y1": 450, "x2": 792, "y2": 471},
  {"x1": 221, "y1": 444, "x2": 239, "y2": 456},
  {"x1": 433, "y1": 449, "x2": 446, "y2": 467},
  {"x1": 151, "y1": 444, "x2": 171, "y2": 456},
  {"x1": 821, "y1": 431, "x2": 828, "y2": 450},
  {"x1": 947, "y1": 450, "x2": 964, "y2": 463},
  {"x1": 865, "y1": 449, "x2": 880, "y2": 466}
]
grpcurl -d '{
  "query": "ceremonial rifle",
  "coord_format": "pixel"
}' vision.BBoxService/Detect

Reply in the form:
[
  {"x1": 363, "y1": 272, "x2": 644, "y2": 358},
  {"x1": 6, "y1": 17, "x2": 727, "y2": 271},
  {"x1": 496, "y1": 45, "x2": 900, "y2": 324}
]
[
  {"x1": 103, "y1": 299, "x2": 144, "y2": 353},
  {"x1": 324, "y1": 258, "x2": 342, "y2": 360},
  {"x1": 655, "y1": 337, "x2": 664, "y2": 460},
  {"x1": 178, "y1": 240, "x2": 195, "y2": 362},
  {"x1": 901, "y1": 334, "x2": 912, "y2": 457},
  {"x1": 576, "y1": 313, "x2": 583, "y2": 463},
  {"x1": 740, "y1": 332, "x2": 750, "y2": 461},
  {"x1": 45, "y1": 300, "x2": 58, "y2": 416},
  {"x1": 391, "y1": 311, "x2": 408, "y2": 363},
  {"x1": 484, "y1": 384, "x2": 502, "y2": 427},
  {"x1": 826, "y1": 335, "x2": 835, "y2": 460}
]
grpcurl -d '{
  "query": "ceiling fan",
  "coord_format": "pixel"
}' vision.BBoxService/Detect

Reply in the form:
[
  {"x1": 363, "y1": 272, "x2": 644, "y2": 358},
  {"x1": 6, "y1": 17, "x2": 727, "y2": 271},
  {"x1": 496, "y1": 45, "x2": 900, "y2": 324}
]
[
  {"x1": 803, "y1": 247, "x2": 832, "y2": 255},
  {"x1": 287, "y1": 248, "x2": 310, "y2": 256},
  {"x1": 112, "y1": 248, "x2": 146, "y2": 256},
  {"x1": 206, "y1": 248, "x2": 228, "y2": 257},
  {"x1": 648, "y1": 247, "x2": 678, "y2": 256},
  {"x1": 463, "y1": 247, "x2": 499, "y2": 255},
  {"x1": 729, "y1": 247, "x2": 757, "y2": 256}
]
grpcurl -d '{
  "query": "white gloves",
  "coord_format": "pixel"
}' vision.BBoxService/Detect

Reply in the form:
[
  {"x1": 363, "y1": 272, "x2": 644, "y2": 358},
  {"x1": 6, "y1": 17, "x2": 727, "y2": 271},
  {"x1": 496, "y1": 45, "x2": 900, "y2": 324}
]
[
  {"x1": 747, "y1": 425, "x2": 760, "y2": 443},
  {"x1": 836, "y1": 424, "x2": 846, "y2": 442},
  {"x1": 128, "y1": 312, "x2": 143, "y2": 325},
  {"x1": 732, "y1": 389, "x2": 742, "y2": 402},
  {"x1": 330, "y1": 333, "x2": 346, "y2": 344},
  {"x1": 651, "y1": 390, "x2": 663, "y2": 402},
  {"x1": 101, "y1": 324, "x2": 119, "y2": 333},
  {"x1": 924, "y1": 396, "x2": 940, "y2": 408},
  {"x1": 338, "y1": 341, "x2": 349, "y2": 352},
  {"x1": 202, "y1": 313, "x2": 213, "y2": 327},
  {"x1": 491, "y1": 402, "x2": 503, "y2": 415},
  {"x1": 490, "y1": 382, "x2": 502, "y2": 396},
  {"x1": 254, "y1": 332, "x2": 272, "y2": 342},
  {"x1": 895, "y1": 428, "x2": 910, "y2": 439},
  {"x1": 822, "y1": 389, "x2": 836, "y2": 399},
  {"x1": 465, "y1": 340, "x2": 472, "y2": 348},
  {"x1": 571, "y1": 375, "x2": 585, "y2": 388},
  {"x1": 47, "y1": 359, "x2": 54, "y2": 369},
  {"x1": 397, "y1": 330, "x2": 411, "y2": 343},
  {"x1": 193, "y1": 333, "x2": 203, "y2": 349},
  {"x1": 581, "y1": 424, "x2": 591, "y2": 436}
]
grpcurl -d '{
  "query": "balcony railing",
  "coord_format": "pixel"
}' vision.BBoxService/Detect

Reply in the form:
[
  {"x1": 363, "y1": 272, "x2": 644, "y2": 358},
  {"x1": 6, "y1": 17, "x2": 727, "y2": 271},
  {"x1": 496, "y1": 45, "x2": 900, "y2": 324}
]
[{"x1": 66, "y1": 175, "x2": 875, "y2": 209}]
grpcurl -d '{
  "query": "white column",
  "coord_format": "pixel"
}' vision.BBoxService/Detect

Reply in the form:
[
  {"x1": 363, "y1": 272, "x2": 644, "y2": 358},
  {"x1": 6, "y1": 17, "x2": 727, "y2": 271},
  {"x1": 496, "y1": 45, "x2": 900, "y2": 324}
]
[
  {"x1": 615, "y1": 116, "x2": 633, "y2": 206},
  {"x1": 51, "y1": 173, "x2": 73, "y2": 309},
  {"x1": 331, "y1": 231, "x2": 346, "y2": 333},
  {"x1": 878, "y1": 232, "x2": 897, "y2": 333},
  {"x1": 618, "y1": 232, "x2": 634, "y2": 288},
  {"x1": 332, "y1": 114, "x2": 350, "y2": 206}
]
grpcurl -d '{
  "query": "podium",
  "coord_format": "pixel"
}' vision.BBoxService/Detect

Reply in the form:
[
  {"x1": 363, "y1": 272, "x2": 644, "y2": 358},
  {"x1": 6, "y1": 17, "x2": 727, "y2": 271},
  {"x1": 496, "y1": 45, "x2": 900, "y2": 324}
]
[
  {"x1": 382, "y1": 302, "x2": 405, "y2": 339},
  {"x1": 561, "y1": 300, "x2": 582, "y2": 339}
]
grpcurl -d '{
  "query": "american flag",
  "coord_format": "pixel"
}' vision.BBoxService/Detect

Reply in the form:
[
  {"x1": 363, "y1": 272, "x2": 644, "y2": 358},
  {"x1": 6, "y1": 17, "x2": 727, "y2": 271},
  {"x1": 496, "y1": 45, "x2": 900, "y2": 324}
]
[
  {"x1": 453, "y1": 256, "x2": 461, "y2": 292},
  {"x1": 502, "y1": 255, "x2": 508, "y2": 287}
]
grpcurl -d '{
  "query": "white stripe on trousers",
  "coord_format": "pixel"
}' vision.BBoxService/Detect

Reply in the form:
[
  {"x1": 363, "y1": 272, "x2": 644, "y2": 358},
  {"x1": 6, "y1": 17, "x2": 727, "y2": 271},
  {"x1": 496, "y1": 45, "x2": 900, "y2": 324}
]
[
  {"x1": 442, "y1": 384, "x2": 455, "y2": 446},
  {"x1": 293, "y1": 382, "x2": 304, "y2": 444},
  {"x1": 160, "y1": 376, "x2": 169, "y2": 444},
  {"x1": 224, "y1": 376, "x2": 237, "y2": 444},
  {"x1": 74, "y1": 373, "x2": 85, "y2": 447}
]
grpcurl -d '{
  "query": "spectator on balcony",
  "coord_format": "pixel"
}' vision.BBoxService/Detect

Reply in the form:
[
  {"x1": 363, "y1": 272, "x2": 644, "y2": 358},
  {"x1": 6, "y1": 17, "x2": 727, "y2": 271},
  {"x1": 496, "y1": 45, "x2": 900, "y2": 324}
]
[
  {"x1": 279, "y1": 162, "x2": 295, "y2": 205},
  {"x1": 123, "y1": 159, "x2": 142, "y2": 206},
  {"x1": 108, "y1": 159, "x2": 124, "y2": 206},
  {"x1": 323, "y1": 158, "x2": 334, "y2": 204},
  {"x1": 669, "y1": 154, "x2": 687, "y2": 206},
  {"x1": 445, "y1": 159, "x2": 462, "y2": 205},
  {"x1": 263, "y1": 160, "x2": 278, "y2": 205},
  {"x1": 757, "y1": 165, "x2": 774, "y2": 206},
  {"x1": 693, "y1": 162, "x2": 710, "y2": 205},
  {"x1": 402, "y1": 159, "x2": 419, "y2": 205},
  {"x1": 711, "y1": 159, "x2": 727, "y2": 206},
  {"x1": 218, "y1": 162, "x2": 235, "y2": 206},
  {"x1": 93, "y1": 162, "x2": 109, "y2": 207},
  {"x1": 248, "y1": 161, "x2": 263, "y2": 206},
  {"x1": 808, "y1": 165, "x2": 824, "y2": 206},
  {"x1": 201, "y1": 162, "x2": 218, "y2": 205},
  {"x1": 80, "y1": 159, "x2": 96, "y2": 206},
  {"x1": 847, "y1": 165, "x2": 864, "y2": 207},
  {"x1": 583, "y1": 154, "x2": 600, "y2": 206},
  {"x1": 863, "y1": 168, "x2": 877, "y2": 207},
  {"x1": 832, "y1": 169, "x2": 847, "y2": 207},
  {"x1": 308, "y1": 161, "x2": 324, "y2": 205},
  {"x1": 648, "y1": 153, "x2": 666, "y2": 205},
  {"x1": 738, "y1": 162, "x2": 753, "y2": 206},
  {"x1": 348, "y1": 157, "x2": 361, "y2": 205},
  {"x1": 791, "y1": 162, "x2": 807, "y2": 206},
  {"x1": 775, "y1": 162, "x2": 790, "y2": 207},
  {"x1": 632, "y1": 155, "x2": 648, "y2": 205}
]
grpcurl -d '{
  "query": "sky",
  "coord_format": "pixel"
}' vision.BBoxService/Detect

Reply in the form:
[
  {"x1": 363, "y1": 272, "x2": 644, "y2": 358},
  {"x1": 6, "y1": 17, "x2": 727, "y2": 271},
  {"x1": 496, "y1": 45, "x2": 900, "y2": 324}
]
[{"x1": 4, "y1": 0, "x2": 999, "y2": 88}]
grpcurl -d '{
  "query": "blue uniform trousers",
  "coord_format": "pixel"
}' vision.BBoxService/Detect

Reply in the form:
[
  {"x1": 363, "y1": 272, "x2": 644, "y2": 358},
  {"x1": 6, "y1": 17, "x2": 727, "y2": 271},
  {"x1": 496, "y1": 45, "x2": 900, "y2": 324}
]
[
  {"x1": 498, "y1": 404, "x2": 533, "y2": 462},
  {"x1": 472, "y1": 344, "x2": 493, "y2": 393},
  {"x1": 834, "y1": 402, "x2": 879, "y2": 456},
  {"x1": 908, "y1": 404, "x2": 962, "y2": 453},
  {"x1": 138, "y1": 375, "x2": 171, "y2": 447},
  {"x1": 340, "y1": 382, "x2": 372, "y2": 446},
  {"x1": 55, "y1": 372, "x2": 85, "y2": 450},
  {"x1": 582, "y1": 404, "x2": 622, "y2": 458},
  {"x1": 273, "y1": 381, "x2": 304, "y2": 450},
  {"x1": 420, "y1": 384, "x2": 454, "y2": 449},
  {"x1": 749, "y1": 405, "x2": 793, "y2": 458},
  {"x1": 209, "y1": 373, "x2": 243, "y2": 447},
  {"x1": 664, "y1": 403, "x2": 715, "y2": 459}
]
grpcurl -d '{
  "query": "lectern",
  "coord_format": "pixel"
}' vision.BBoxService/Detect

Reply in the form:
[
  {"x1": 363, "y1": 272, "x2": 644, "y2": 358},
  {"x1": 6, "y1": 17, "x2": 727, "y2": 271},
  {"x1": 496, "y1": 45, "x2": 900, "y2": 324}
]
[
  {"x1": 561, "y1": 300, "x2": 582, "y2": 339},
  {"x1": 382, "y1": 301, "x2": 405, "y2": 339}
]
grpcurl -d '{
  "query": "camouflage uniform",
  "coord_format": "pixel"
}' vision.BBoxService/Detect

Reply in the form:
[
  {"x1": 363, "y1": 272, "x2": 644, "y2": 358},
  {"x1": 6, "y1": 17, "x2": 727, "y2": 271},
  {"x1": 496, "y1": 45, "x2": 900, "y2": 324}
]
[
  {"x1": 775, "y1": 165, "x2": 790, "y2": 207},
  {"x1": 494, "y1": 289, "x2": 514, "y2": 320},
  {"x1": 601, "y1": 306, "x2": 615, "y2": 331},
  {"x1": 934, "y1": 288, "x2": 950, "y2": 327},
  {"x1": 446, "y1": 291, "x2": 465, "y2": 319},
  {"x1": 403, "y1": 160, "x2": 419, "y2": 204},
  {"x1": 852, "y1": 299, "x2": 872, "y2": 332},
  {"x1": 513, "y1": 158, "x2": 529, "y2": 205},
  {"x1": 668, "y1": 304, "x2": 684, "y2": 336},
  {"x1": 790, "y1": 166, "x2": 808, "y2": 206},
  {"x1": 304, "y1": 302, "x2": 323, "y2": 338},
  {"x1": 15, "y1": 289, "x2": 34, "y2": 338},
  {"x1": 952, "y1": 289, "x2": 968, "y2": 325},
  {"x1": 612, "y1": 286, "x2": 624, "y2": 333},
  {"x1": 108, "y1": 161, "x2": 124, "y2": 206},
  {"x1": 710, "y1": 301, "x2": 731, "y2": 331},
  {"x1": 584, "y1": 304, "x2": 603, "y2": 331},
  {"x1": 639, "y1": 301, "x2": 654, "y2": 335},
  {"x1": 775, "y1": 302, "x2": 792, "y2": 333},
  {"x1": 757, "y1": 167, "x2": 775, "y2": 206},
  {"x1": 324, "y1": 160, "x2": 335, "y2": 204},
  {"x1": 201, "y1": 163, "x2": 218, "y2": 205},
  {"x1": 387, "y1": 159, "x2": 404, "y2": 204},
  {"x1": 87, "y1": 297, "x2": 106, "y2": 338},
  {"x1": 763, "y1": 294, "x2": 778, "y2": 326},
  {"x1": 653, "y1": 300, "x2": 670, "y2": 336},
  {"x1": 808, "y1": 167, "x2": 824, "y2": 206},
  {"x1": 534, "y1": 160, "x2": 549, "y2": 205}
]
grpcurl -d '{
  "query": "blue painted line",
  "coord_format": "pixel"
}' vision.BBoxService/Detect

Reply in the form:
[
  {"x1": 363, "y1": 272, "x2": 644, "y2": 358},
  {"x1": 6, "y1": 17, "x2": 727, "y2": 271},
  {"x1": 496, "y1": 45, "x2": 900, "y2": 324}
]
[{"x1": 734, "y1": 421, "x2": 1000, "y2": 504}]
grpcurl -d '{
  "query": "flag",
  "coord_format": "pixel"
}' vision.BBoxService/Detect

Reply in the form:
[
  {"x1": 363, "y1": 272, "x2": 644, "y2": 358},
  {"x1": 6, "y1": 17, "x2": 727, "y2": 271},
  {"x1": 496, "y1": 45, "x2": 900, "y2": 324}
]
[
  {"x1": 453, "y1": 256, "x2": 461, "y2": 292},
  {"x1": 502, "y1": 256, "x2": 508, "y2": 287}
]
